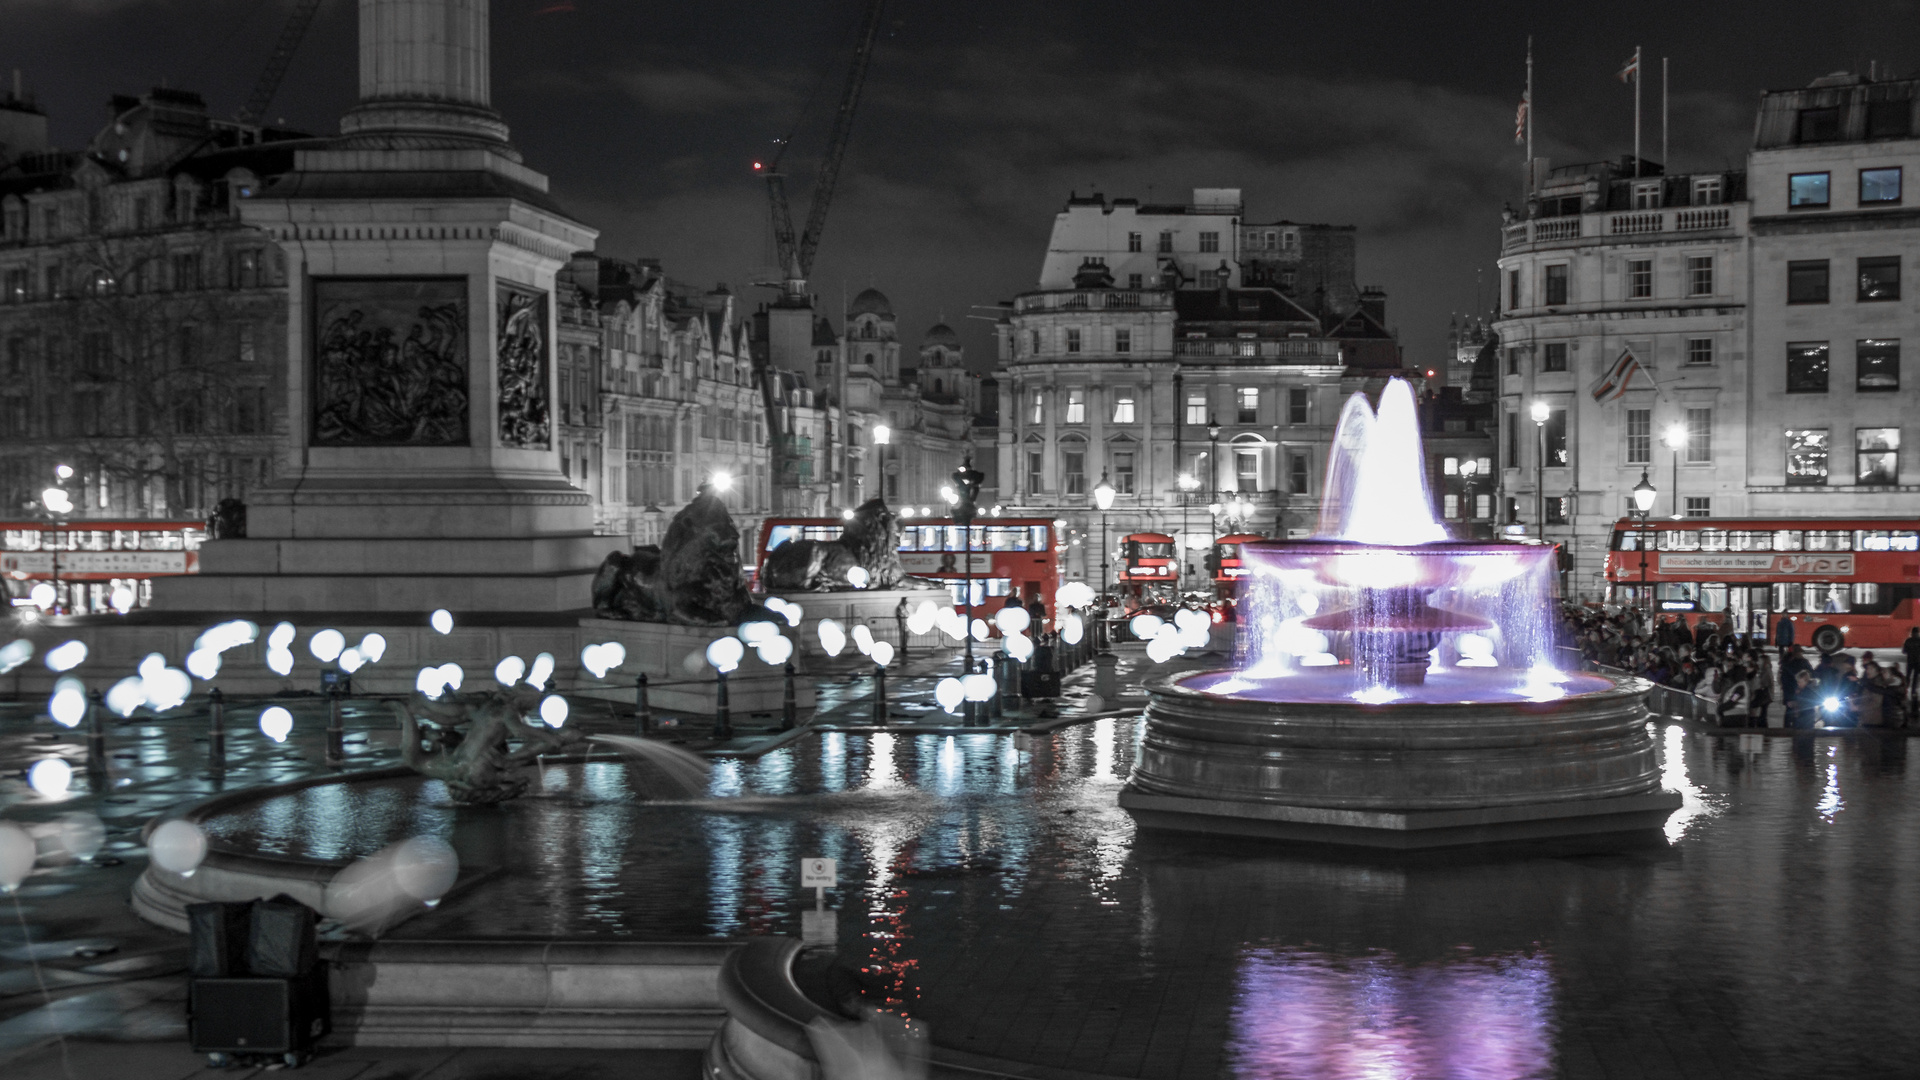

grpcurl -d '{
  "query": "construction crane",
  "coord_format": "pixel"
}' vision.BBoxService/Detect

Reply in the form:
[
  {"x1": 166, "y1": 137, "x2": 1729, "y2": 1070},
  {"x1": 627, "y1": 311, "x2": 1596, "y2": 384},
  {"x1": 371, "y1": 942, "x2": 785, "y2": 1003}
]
[
  {"x1": 237, "y1": 0, "x2": 325, "y2": 125},
  {"x1": 754, "y1": 0, "x2": 886, "y2": 296}
]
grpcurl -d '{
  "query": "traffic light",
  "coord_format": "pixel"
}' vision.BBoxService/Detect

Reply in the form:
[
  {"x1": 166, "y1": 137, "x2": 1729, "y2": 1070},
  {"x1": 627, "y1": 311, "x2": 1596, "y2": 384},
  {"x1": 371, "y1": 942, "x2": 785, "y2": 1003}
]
[{"x1": 950, "y1": 457, "x2": 984, "y2": 527}]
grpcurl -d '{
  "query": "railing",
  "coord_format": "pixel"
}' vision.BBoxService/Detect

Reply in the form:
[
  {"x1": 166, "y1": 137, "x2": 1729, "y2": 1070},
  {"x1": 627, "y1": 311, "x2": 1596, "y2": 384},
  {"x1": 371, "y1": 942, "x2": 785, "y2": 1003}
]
[
  {"x1": 1675, "y1": 206, "x2": 1731, "y2": 231},
  {"x1": 1014, "y1": 290, "x2": 1175, "y2": 313},
  {"x1": 1505, "y1": 205, "x2": 1741, "y2": 250},
  {"x1": 1534, "y1": 218, "x2": 1580, "y2": 241},
  {"x1": 1609, "y1": 212, "x2": 1663, "y2": 235},
  {"x1": 1173, "y1": 338, "x2": 1339, "y2": 360}
]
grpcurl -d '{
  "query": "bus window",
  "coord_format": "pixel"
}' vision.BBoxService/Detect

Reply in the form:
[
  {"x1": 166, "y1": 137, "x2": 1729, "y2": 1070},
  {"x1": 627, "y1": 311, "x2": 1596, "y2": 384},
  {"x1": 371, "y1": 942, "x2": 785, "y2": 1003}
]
[
  {"x1": 1852, "y1": 582, "x2": 1895, "y2": 614},
  {"x1": 767, "y1": 525, "x2": 803, "y2": 551},
  {"x1": 1615, "y1": 530, "x2": 1649, "y2": 551},
  {"x1": 1033, "y1": 525, "x2": 1050, "y2": 550},
  {"x1": 1805, "y1": 530, "x2": 1852, "y2": 551},
  {"x1": 1857, "y1": 530, "x2": 1920, "y2": 551},
  {"x1": 1772, "y1": 582, "x2": 1801, "y2": 612},
  {"x1": 1773, "y1": 530, "x2": 1804, "y2": 551},
  {"x1": 1699, "y1": 530, "x2": 1728, "y2": 552},
  {"x1": 1699, "y1": 583, "x2": 1728, "y2": 612},
  {"x1": 1727, "y1": 530, "x2": 1774, "y2": 551},
  {"x1": 1658, "y1": 530, "x2": 1701, "y2": 552},
  {"x1": 1655, "y1": 582, "x2": 1696, "y2": 603},
  {"x1": 1813, "y1": 583, "x2": 1849, "y2": 612}
]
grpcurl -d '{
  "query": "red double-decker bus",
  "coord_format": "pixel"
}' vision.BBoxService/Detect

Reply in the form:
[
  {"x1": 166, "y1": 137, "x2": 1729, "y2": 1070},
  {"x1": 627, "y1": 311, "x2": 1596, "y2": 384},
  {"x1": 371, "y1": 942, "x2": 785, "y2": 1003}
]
[
  {"x1": 1602, "y1": 516, "x2": 1920, "y2": 651},
  {"x1": 1, "y1": 519, "x2": 205, "y2": 614},
  {"x1": 753, "y1": 516, "x2": 1060, "y2": 628},
  {"x1": 1116, "y1": 532, "x2": 1178, "y2": 606},
  {"x1": 1211, "y1": 533, "x2": 1265, "y2": 602}
]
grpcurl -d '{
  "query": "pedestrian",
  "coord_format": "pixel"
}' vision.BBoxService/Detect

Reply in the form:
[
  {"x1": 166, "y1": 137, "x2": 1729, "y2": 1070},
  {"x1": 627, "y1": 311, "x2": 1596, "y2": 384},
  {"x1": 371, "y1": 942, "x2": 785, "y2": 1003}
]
[
  {"x1": 1774, "y1": 614, "x2": 1796, "y2": 652},
  {"x1": 1716, "y1": 665, "x2": 1750, "y2": 728},
  {"x1": 1748, "y1": 649, "x2": 1774, "y2": 727},
  {"x1": 1901, "y1": 627, "x2": 1920, "y2": 707}
]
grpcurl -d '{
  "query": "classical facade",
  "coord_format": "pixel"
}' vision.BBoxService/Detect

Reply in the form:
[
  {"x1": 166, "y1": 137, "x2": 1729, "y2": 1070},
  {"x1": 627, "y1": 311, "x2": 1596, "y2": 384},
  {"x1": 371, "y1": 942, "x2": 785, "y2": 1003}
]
[
  {"x1": 0, "y1": 84, "x2": 295, "y2": 523},
  {"x1": 994, "y1": 188, "x2": 1412, "y2": 583},
  {"x1": 1494, "y1": 71, "x2": 1920, "y2": 600}
]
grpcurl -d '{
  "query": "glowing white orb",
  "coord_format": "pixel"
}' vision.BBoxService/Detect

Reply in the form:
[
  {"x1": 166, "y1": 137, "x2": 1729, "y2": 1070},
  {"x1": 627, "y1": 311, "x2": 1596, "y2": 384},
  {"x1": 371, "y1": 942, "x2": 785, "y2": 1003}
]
[
  {"x1": 869, "y1": 640, "x2": 895, "y2": 669},
  {"x1": 358, "y1": 633, "x2": 387, "y2": 664},
  {"x1": 705, "y1": 637, "x2": 744, "y2": 673},
  {"x1": 754, "y1": 635, "x2": 794, "y2": 666},
  {"x1": 540, "y1": 694, "x2": 569, "y2": 728},
  {"x1": 962, "y1": 672, "x2": 997, "y2": 701},
  {"x1": 971, "y1": 618, "x2": 990, "y2": 642},
  {"x1": 185, "y1": 648, "x2": 220, "y2": 681},
  {"x1": 0, "y1": 822, "x2": 33, "y2": 892},
  {"x1": 415, "y1": 667, "x2": 447, "y2": 698},
  {"x1": 339, "y1": 647, "x2": 366, "y2": 674},
  {"x1": 995, "y1": 606, "x2": 1032, "y2": 634},
  {"x1": 0, "y1": 639, "x2": 33, "y2": 674},
  {"x1": 56, "y1": 812, "x2": 104, "y2": 863},
  {"x1": 494, "y1": 656, "x2": 527, "y2": 686},
  {"x1": 846, "y1": 566, "x2": 870, "y2": 588},
  {"x1": 436, "y1": 662, "x2": 464, "y2": 691},
  {"x1": 852, "y1": 623, "x2": 875, "y2": 656},
  {"x1": 1129, "y1": 614, "x2": 1164, "y2": 639},
  {"x1": 44, "y1": 640, "x2": 87, "y2": 673},
  {"x1": 738, "y1": 620, "x2": 779, "y2": 645},
  {"x1": 109, "y1": 586, "x2": 135, "y2": 614},
  {"x1": 1061, "y1": 614, "x2": 1084, "y2": 645},
  {"x1": 28, "y1": 757, "x2": 72, "y2": 797},
  {"x1": 267, "y1": 648, "x2": 295, "y2": 677},
  {"x1": 526, "y1": 652, "x2": 555, "y2": 689},
  {"x1": 935, "y1": 677, "x2": 965, "y2": 713},
  {"x1": 430, "y1": 609, "x2": 454, "y2": 635},
  {"x1": 309, "y1": 629, "x2": 345, "y2": 663},
  {"x1": 818, "y1": 619, "x2": 847, "y2": 657},
  {"x1": 29, "y1": 583, "x2": 55, "y2": 609},
  {"x1": 259, "y1": 705, "x2": 293, "y2": 743},
  {"x1": 391, "y1": 836, "x2": 459, "y2": 902},
  {"x1": 145, "y1": 667, "x2": 192, "y2": 711},
  {"x1": 1003, "y1": 632, "x2": 1034, "y2": 662},
  {"x1": 907, "y1": 601, "x2": 938, "y2": 636},
  {"x1": 148, "y1": 820, "x2": 208, "y2": 876},
  {"x1": 106, "y1": 677, "x2": 146, "y2": 717},
  {"x1": 267, "y1": 621, "x2": 296, "y2": 650},
  {"x1": 48, "y1": 678, "x2": 86, "y2": 727}
]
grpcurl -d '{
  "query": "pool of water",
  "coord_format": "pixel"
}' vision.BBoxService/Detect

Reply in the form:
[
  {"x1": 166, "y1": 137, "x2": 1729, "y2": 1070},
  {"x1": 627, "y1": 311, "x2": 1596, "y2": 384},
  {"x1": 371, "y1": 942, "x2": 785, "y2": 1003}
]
[
  {"x1": 1176, "y1": 667, "x2": 1618, "y2": 705},
  {"x1": 198, "y1": 722, "x2": 1920, "y2": 1079}
]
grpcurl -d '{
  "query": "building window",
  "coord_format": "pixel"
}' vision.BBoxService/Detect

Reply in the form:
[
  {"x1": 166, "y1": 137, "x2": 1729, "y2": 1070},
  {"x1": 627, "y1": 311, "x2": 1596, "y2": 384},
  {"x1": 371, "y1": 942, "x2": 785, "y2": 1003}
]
[
  {"x1": 1505, "y1": 413, "x2": 1519, "y2": 470},
  {"x1": 1030, "y1": 390, "x2": 1044, "y2": 424},
  {"x1": 1797, "y1": 107, "x2": 1841, "y2": 143},
  {"x1": 1626, "y1": 259, "x2": 1653, "y2": 299},
  {"x1": 1632, "y1": 181, "x2": 1662, "y2": 209},
  {"x1": 1444, "y1": 493, "x2": 1460, "y2": 519},
  {"x1": 1542, "y1": 343, "x2": 1567, "y2": 372},
  {"x1": 1127, "y1": 232, "x2": 1142, "y2": 253},
  {"x1": 1687, "y1": 256, "x2": 1714, "y2": 296},
  {"x1": 1507, "y1": 269, "x2": 1520, "y2": 311},
  {"x1": 1858, "y1": 427, "x2": 1901, "y2": 484},
  {"x1": 1234, "y1": 448, "x2": 1259, "y2": 492},
  {"x1": 1789, "y1": 172, "x2": 1831, "y2": 209},
  {"x1": 1027, "y1": 448, "x2": 1044, "y2": 493},
  {"x1": 1287, "y1": 387, "x2": 1308, "y2": 425},
  {"x1": 1506, "y1": 347, "x2": 1521, "y2": 376},
  {"x1": 1112, "y1": 391, "x2": 1135, "y2": 424},
  {"x1": 1687, "y1": 338, "x2": 1714, "y2": 366},
  {"x1": 1237, "y1": 387, "x2": 1258, "y2": 423},
  {"x1": 1289, "y1": 453, "x2": 1309, "y2": 495},
  {"x1": 1544, "y1": 264, "x2": 1568, "y2": 305},
  {"x1": 1061, "y1": 442, "x2": 1086, "y2": 495},
  {"x1": 1868, "y1": 101, "x2": 1912, "y2": 139},
  {"x1": 1546, "y1": 496, "x2": 1568, "y2": 525},
  {"x1": 1476, "y1": 493, "x2": 1492, "y2": 519},
  {"x1": 1686, "y1": 408, "x2": 1712, "y2": 463},
  {"x1": 1787, "y1": 260, "x2": 1829, "y2": 304},
  {"x1": 1858, "y1": 339, "x2": 1900, "y2": 391},
  {"x1": 1065, "y1": 328, "x2": 1082, "y2": 354},
  {"x1": 1115, "y1": 328, "x2": 1131, "y2": 354},
  {"x1": 1029, "y1": 329, "x2": 1040, "y2": 355},
  {"x1": 1627, "y1": 408, "x2": 1651, "y2": 464},
  {"x1": 1186, "y1": 393, "x2": 1207, "y2": 425},
  {"x1": 1785, "y1": 429, "x2": 1830, "y2": 485},
  {"x1": 1859, "y1": 256, "x2": 1901, "y2": 301},
  {"x1": 1065, "y1": 388, "x2": 1085, "y2": 424},
  {"x1": 1685, "y1": 497, "x2": 1712, "y2": 518},
  {"x1": 1693, "y1": 176, "x2": 1723, "y2": 205},
  {"x1": 237, "y1": 324, "x2": 256, "y2": 364},
  {"x1": 1157, "y1": 231, "x2": 1173, "y2": 253},
  {"x1": 1787, "y1": 342, "x2": 1830, "y2": 393},
  {"x1": 1199, "y1": 231, "x2": 1220, "y2": 253},
  {"x1": 1113, "y1": 449, "x2": 1136, "y2": 494},
  {"x1": 1861, "y1": 167, "x2": 1903, "y2": 204},
  {"x1": 1543, "y1": 408, "x2": 1568, "y2": 467}
]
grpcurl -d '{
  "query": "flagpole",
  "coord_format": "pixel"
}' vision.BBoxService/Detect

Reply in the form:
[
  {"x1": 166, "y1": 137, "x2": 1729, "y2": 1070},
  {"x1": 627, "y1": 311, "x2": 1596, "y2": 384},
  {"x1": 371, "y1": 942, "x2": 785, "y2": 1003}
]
[
  {"x1": 1633, "y1": 46, "x2": 1642, "y2": 178},
  {"x1": 1662, "y1": 56, "x2": 1669, "y2": 169},
  {"x1": 1526, "y1": 36, "x2": 1534, "y2": 196}
]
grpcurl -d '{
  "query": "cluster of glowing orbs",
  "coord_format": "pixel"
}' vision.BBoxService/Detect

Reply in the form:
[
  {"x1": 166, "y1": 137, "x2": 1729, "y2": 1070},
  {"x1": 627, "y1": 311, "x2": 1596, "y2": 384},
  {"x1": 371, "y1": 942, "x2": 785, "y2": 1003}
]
[
  {"x1": 47, "y1": 677, "x2": 87, "y2": 727},
  {"x1": 1055, "y1": 581, "x2": 1096, "y2": 610},
  {"x1": 44, "y1": 640, "x2": 87, "y2": 673},
  {"x1": 148, "y1": 819, "x2": 209, "y2": 877},
  {"x1": 430, "y1": 609, "x2": 454, "y2": 635},
  {"x1": 705, "y1": 636, "x2": 744, "y2": 674},
  {"x1": 259, "y1": 705, "x2": 294, "y2": 743},
  {"x1": 28, "y1": 757, "x2": 73, "y2": 797},
  {"x1": 268, "y1": 622, "x2": 297, "y2": 649},
  {"x1": 906, "y1": 601, "x2": 939, "y2": 636},
  {"x1": 138, "y1": 654, "x2": 192, "y2": 711},
  {"x1": 266, "y1": 621, "x2": 297, "y2": 677},
  {"x1": 851, "y1": 623, "x2": 875, "y2": 656},
  {"x1": 935, "y1": 607, "x2": 968, "y2": 641},
  {"x1": 195, "y1": 620, "x2": 259, "y2": 654},
  {"x1": 763, "y1": 597, "x2": 804, "y2": 627},
  {"x1": 580, "y1": 641, "x2": 626, "y2": 679},
  {"x1": 869, "y1": 639, "x2": 895, "y2": 669},
  {"x1": 539, "y1": 695, "x2": 569, "y2": 728},
  {"x1": 738, "y1": 620, "x2": 781, "y2": 646},
  {"x1": 1129, "y1": 613, "x2": 1165, "y2": 640},
  {"x1": 818, "y1": 619, "x2": 847, "y2": 657},
  {"x1": 415, "y1": 663, "x2": 464, "y2": 698}
]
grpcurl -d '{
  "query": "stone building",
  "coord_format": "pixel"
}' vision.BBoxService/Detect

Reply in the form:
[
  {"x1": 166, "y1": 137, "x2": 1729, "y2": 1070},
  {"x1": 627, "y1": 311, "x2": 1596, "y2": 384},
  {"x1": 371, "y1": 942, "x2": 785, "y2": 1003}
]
[
  {"x1": 0, "y1": 83, "x2": 298, "y2": 525},
  {"x1": 993, "y1": 188, "x2": 1412, "y2": 584},
  {"x1": 1494, "y1": 71, "x2": 1920, "y2": 600}
]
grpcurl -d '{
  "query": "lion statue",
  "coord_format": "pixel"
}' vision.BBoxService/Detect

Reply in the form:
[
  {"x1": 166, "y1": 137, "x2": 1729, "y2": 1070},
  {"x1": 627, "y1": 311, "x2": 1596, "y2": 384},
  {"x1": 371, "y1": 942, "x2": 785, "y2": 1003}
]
[
  {"x1": 592, "y1": 486, "x2": 772, "y2": 624},
  {"x1": 760, "y1": 497, "x2": 908, "y2": 591}
]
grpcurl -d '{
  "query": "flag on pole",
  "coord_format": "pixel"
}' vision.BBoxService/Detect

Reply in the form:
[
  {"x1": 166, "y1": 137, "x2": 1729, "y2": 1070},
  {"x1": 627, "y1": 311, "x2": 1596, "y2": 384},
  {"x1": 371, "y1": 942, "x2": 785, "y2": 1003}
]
[
  {"x1": 1589, "y1": 346, "x2": 1661, "y2": 402},
  {"x1": 1515, "y1": 94, "x2": 1529, "y2": 144},
  {"x1": 1617, "y1": 51, "x2": 1639, "y2": 83}
]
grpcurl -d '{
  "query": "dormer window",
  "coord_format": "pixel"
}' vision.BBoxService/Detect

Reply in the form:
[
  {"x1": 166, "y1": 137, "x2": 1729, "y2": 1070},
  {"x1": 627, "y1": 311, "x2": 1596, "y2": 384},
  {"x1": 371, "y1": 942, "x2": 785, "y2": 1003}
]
[
  {"x1": 1692, "y1": 176, "x2": 1723, "y2": 206},
  {"x1": 1631, "y1": 181, "x2": 1662, "y2": 210}
]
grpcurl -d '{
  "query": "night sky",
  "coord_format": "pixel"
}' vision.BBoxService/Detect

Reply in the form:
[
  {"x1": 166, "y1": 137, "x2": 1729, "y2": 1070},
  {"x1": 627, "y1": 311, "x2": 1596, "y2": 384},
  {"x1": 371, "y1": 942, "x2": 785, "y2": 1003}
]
[{"x1": 8, "y1": 0, "x2": 1919, "y2": 371}]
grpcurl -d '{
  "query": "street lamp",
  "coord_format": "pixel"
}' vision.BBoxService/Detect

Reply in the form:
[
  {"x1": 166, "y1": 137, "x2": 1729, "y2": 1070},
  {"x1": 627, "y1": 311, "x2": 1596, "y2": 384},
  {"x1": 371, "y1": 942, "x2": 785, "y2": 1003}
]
[
  {"x1": 1529, "y1": 400, "x2": 1550, "y2": 535},
  {"x1": 1176, "y1": 471, "x2": 1199, "y2": 587},
  {"x1": 710, "y1": 469, "x2": 734, "y2": 493},
  {"x1": 1632, "y1": 469, "x2": 1658, "y2": 611},
  {"x1": 1459, "y1": 458, "x2": 1480, "y2": 535},
  {"x1": 41, "y1": 466, "x2": 73, "y2": 615},
  {"x1": 872, "y1": 424, "x2": 891, "y2": 503},
  {"x1": 1663, "y1": 421, "x2": 1687, "y2": 519},
  {"x1": 1093, "y1": 472, "x2": 1116, "y2": 598},
  {"x1": 1206, "y1": 414, "x2": 1222, "y2": 503}
]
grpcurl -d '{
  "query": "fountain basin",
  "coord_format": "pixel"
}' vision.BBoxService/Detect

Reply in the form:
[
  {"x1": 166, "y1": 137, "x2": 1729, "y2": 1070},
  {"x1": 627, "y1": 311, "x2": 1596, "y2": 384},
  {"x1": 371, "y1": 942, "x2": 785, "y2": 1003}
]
[{"x1": 1120, "y1": 671, "x2": 1681, "y2": 849}]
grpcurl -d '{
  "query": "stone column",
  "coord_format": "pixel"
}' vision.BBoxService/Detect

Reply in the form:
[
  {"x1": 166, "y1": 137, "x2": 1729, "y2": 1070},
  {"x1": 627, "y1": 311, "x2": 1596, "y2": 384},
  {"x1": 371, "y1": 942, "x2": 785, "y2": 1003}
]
[{"x1": 342, "y1": 0, "x2": 509, "y2": 144}]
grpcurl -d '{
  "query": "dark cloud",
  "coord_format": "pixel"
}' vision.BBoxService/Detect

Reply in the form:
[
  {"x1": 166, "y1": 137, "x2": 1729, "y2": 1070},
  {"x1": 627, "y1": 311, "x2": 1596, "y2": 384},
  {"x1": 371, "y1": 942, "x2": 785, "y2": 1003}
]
[{"x1": 8, "y1": 0, "x2": 1917, "y2": 369}]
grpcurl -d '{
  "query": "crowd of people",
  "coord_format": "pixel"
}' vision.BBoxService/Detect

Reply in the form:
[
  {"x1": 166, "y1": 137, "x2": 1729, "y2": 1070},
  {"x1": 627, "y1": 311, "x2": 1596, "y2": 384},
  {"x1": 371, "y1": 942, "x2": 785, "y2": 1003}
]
[{"x1": 1562, "y1": 604, "x2": 1920, "y2": 729}]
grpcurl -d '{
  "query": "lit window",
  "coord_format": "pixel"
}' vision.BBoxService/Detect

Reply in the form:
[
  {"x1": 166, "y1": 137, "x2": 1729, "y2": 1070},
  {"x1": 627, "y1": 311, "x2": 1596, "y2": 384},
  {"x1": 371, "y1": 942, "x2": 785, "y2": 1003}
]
[
  {"x1": 1238, "y1": 387, "x2": 1258, "y2": 423},
  {"x1": 1789, "y1": 172, "x2": 1831, "y2": 209},
  {"x1": 1065, "y1": 388, "x2": 1085, "y2": 424},
  {"x1": 1859, "y1": 257, "x2": 1901, "y2": 301},
  {"x1": 1112, "y1": 392, "x2": 1135, "y2": 424},
  {"x1": 1686, "y1": 408, "x2": 1712, "y2": 463},
  {"x1": 1858, "y1": 339, "x2": 1900, "y2": 391},
  {"x1": 1787, "y1": 342, "x2": 1830, "y2": 393},
  {"x1": 1858, "y1": 427, "x2": 1900, "y2": 485},
  {"x1": 1030, "y1": 390, "x2": 1044, "y2": 424},
  {"x1": 1186, "y1": 393, "x2": 1208, "y2": 425},
  {"x1": 1785, "y1": 428, "x2": 1829, "y2": 485},
  {"x1": 1443, "y1": 456, "x2": 1459, "y2": 475},
  {"x1": 1862, "y1": 167, "x2": 1903, "y2": 204}
]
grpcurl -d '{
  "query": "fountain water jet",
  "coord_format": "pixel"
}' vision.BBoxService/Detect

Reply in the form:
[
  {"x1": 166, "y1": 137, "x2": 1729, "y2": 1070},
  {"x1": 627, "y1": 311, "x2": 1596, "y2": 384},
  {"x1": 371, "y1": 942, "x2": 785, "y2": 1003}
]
[{"x1": 1119, "y1": 379, "x2": 1680, "y2": 849}]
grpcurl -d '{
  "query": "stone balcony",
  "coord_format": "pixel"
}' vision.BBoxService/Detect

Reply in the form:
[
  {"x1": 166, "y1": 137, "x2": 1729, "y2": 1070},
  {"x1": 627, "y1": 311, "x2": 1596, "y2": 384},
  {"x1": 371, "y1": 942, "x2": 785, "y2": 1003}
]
[{"x1": 1501, "y1": 203, "x2": 1746, "y2": 251}]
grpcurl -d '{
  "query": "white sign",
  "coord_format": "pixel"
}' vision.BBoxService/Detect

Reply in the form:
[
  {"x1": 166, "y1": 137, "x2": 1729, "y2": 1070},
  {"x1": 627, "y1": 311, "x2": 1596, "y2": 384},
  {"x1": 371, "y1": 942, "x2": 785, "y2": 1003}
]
[
  {"x1": 1655, "y1": 552, "x2": 1853, "y2": 576},
  {"x1": 0, "y1": 551, "x2": 196, "y2": 576},
  {"x1": 800, "y1": 857, "x2": 838, "y2": 888},
  {"x1": 898, "y1": 553, "x2": 992, "y2": 575}
]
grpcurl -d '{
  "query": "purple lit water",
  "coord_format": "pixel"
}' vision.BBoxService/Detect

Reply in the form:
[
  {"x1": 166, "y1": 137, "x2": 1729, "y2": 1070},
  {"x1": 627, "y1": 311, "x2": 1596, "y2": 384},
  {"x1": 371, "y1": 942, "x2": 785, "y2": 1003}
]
[
  {"x1": 1178, "y1": 667, "x2": 1615, "y2": 705},
  {"x1": 197, "y1": 723, "x2": 1920, "y2": 1079}
]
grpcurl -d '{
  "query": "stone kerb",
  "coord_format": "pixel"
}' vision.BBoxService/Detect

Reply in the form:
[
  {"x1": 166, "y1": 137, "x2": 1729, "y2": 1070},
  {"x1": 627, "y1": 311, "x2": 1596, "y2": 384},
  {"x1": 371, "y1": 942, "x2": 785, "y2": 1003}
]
[{"x1": 705, "y1": 937, "x2": 838, "y2": 1080}]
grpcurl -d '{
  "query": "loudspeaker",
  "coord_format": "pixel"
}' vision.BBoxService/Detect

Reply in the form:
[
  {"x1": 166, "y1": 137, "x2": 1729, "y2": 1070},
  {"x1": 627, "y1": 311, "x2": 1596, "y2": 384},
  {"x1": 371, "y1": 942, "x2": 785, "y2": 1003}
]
[
  {"x1": 189, "y1": 968, "x2": 330, "y2": 1056},
  {"x1": 245, "y1": 894, "x2": 318, "y2": 978},
  {"x1": 186, "y1": 901, "x2": 250, "y2": 977}
]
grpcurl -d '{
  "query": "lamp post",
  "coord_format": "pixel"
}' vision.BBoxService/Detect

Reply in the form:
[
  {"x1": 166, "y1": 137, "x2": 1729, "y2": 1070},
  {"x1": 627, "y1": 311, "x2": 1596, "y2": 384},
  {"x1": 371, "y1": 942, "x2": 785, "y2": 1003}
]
[
  {"x1": 1529, "y1": 400, "x2": 1550, "y2": 537},
  {"x1": 873, "y1": 424, "x2": 891, "y2": 504},
  {"x1": 1176, "y1": 472, "x2": 1199, "y2": 588},
  {"x1": 41, "y1": 465, "x2": 73, "y2": 615},
  {"x1": 1632, "y1": 469, "x2": 1658, "y2": 612},
  {"x1": 1093, "y1": 473, "x2": 1116, "y2": 650},
  {"x1": 1459, "y1": 458, "x2": 1479, "y2": 536},
  {"x1": 1206, "y1": 415, "x2": 1222, "y2": 504},
  {"x1": 950, "y1": 455, "x2": 984, "y2": 724},
  {"x1": 1663, "y1": 421, "x2": 1687, "y2": 519}
]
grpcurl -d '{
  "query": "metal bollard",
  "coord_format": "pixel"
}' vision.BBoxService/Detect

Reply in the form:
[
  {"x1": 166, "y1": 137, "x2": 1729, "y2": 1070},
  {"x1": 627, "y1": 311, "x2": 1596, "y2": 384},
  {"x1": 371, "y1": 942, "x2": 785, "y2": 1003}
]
[
  {"x1": 85, "y1": 688, "x2": 107, "y2": 778},
  {"x1": 782, "y1": 662, "x2": 798, "y2": 731},
  {"x1": 634, "y1": 673, "x2": 652, "y2": 736},
  {"x1": 872, "y1": 666, "x2": 887, "y2": 726},
  {"x1": 1001, "y1": 654, "x2": 1020, "y2": 712},
  {"x1": 207, "y1": 687, "x2": 226, "y2": 773},
  {"x1": 326, "y1": 689, "x2": 345, "y2": 766},
  {"x1": 713, "y1": 670, "x2": 733, "y2": 740}
]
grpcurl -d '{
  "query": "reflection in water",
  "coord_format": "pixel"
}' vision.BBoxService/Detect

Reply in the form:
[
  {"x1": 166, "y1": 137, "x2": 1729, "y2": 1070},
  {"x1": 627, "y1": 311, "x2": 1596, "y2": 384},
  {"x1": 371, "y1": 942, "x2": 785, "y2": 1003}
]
[
  {"x1": 1817, "y1": 743, "x2": 1843, "y2": 823},
  {"x1": 1229, "y1": 948, "x2": 1556, "y2": 1080},
  {"x1": 1661, "y1": 723, "x2": 1721, "y2": 842}
]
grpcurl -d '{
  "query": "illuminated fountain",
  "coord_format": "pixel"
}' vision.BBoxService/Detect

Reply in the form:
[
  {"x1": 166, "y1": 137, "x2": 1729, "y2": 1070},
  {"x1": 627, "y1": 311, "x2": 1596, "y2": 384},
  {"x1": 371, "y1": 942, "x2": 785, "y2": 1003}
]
[{"x1": 1119, "y1": 380, "x2": 1680, "y2": 848}]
